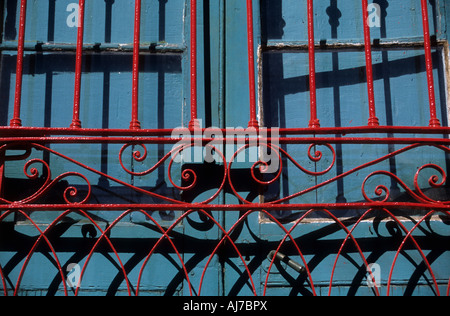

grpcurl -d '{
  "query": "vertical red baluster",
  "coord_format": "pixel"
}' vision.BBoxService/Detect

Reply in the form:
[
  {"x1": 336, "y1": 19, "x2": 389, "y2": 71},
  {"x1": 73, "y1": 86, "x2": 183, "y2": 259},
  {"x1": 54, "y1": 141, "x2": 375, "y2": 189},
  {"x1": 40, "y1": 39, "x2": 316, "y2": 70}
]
[
  {"x1": 307, "y1": 0, "x2": 320, "y2": 129},
  {"x1": 71, "y1": 0, "x2": 85, "y2": 129},
  {"x1": 10, "y1": 0, "x2": 27, "y2": 127},
  {"x1": 420, "y1": 0, "x2": 440, "y2": 127},
  {"x1": 130, "y1": 0, "x2": 142, "y2": 129},
  {"x1": 189, "y1": 0, "x2": 199, "y2": 129},
  {"x1": 246, "y1": 0, "x2": 259, "y2": 129},
  {"x1": 0, "y1": 153, "x2": 4, "y2": 203},
  {"x1": 362, "y1": 0, "x2": 379, "y2": 127}
]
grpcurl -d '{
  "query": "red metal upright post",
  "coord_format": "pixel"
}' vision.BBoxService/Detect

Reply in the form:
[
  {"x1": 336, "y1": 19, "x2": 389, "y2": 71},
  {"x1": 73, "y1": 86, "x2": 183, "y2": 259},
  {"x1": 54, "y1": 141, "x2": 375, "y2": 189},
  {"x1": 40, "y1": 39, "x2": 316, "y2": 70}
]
[
  {"x1": 71, "y1": 0, "x2": 85, "y2": 129},
  {"x1": 246, "y1": 0, "x2": 259, "y2": 129},
  {"x1": 362, "y1": 0, "x2": 379, "y2": 127},
  {"x1": 307, "y1": 0, "x2": 320, "y2": 129},
  {"x1": 10, "y1": 0, "x2": 27, "y2": 127},
  {"x1": 0, "y1": 152, "x2": 4, "y2": 205},
  {"x1": 0, "y1": 151, "x2": 4, "y2": 233},
  {"x1": 189, "y1": 0, "x2": 200, "y2": 129},
  {"x1": 130, "y1": 0, "x2": 142, "y2": 130},
  {"x1": 420, "y1": 0, "x2": 441, "y2": 128}
]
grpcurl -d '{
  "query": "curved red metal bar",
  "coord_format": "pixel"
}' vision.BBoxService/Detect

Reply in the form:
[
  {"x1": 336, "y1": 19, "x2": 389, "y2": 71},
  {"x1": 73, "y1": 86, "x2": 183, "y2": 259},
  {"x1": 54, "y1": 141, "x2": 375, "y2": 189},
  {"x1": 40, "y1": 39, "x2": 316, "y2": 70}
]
[
  {"x1": 329, "y1": 209, "x2": 378, "y2": 295},
  {"x1": 261, "y1": 209, "x2": 317, "y2": 296},
  {"x1": 135, "y1": 209, "x2": 255, "y2": 296},
  {"x1": 0, "y1": 210, "x2": 68, "y2": 296},
  {"x1": 197, "y1": 210, "x2": 295, "y2": 296},
  {"x1": 70, "y1": 210, "x2": 132, "y2": 296},
  {"x1": 447, "y1": 275, "x2": 450, "y2": 296},
  {"x1": 1, "y1": 0, "x2": 450, "y2": 298},
  {"x1": 385, "y1": 209, "x2": 450, "y2": 296},
  {"x1": 0, "y1": 265, "x2": 6, "y2": 296},
  {"x1": 133, "y1": 209, "x2": 194, "y2": 296},
  {"x1": 1, "y1": 208, "x2": 449, "y2": 296}
]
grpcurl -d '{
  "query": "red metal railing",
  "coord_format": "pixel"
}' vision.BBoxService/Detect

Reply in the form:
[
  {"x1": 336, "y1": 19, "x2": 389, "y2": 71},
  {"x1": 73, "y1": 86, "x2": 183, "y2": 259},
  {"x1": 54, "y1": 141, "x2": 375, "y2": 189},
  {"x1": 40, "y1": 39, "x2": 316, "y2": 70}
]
[
  {"x1": 71, "y1": 0, "x2": 85, "y2": 129},
  {"x1": 0, "y1": 0, "x2": 450, "y2": 296},
  {"x1": 307, "y1": 0, "x2": 319, "y2": 129},
  {"x1": 189, "y1": 0, "x2": 199, "y2": 129},
  {"x1": 3, "y1": 0, "x2": 446, "y2": 133},
  {"x1": 130, "y1": 0, "x2": 142, "y2": 130},
  {"x1": 0, "y1": 206, "x2": 449, "y2": 296},
  {"x1": 246, "y1": 0, "x2": 259, "y2": 129},
  {"x1": 361, "y1": 0, "x2": 379, "y2": 127},
  {"x1": 9, "y1": 0, "x2": 27, "y2": 127},
  {"x1": 420, "y1": 0, "x2": 441, "y2": 128}
]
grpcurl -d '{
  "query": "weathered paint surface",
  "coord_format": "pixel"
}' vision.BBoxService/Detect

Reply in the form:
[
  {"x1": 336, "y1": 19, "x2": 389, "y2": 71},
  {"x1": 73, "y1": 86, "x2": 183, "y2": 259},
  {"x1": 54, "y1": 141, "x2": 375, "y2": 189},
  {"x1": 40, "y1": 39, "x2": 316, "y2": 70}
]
[{"x1": 0, "y1": 0, "x2": 450, "y2": 296}]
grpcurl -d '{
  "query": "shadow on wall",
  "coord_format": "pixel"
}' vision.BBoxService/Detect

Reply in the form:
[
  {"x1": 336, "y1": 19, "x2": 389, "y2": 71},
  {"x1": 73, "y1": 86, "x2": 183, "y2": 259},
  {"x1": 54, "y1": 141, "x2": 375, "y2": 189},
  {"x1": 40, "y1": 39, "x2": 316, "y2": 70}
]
[{"x1": 1, "y1": 210, "x2": 450, "y2": 296}]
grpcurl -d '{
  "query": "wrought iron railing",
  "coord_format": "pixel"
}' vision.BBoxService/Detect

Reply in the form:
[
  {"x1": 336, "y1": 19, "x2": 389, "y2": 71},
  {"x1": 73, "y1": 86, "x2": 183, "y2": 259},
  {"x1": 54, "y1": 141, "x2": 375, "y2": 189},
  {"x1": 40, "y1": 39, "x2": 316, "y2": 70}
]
[{"x1": 0, "y1": 0, "x2": 450, "y2": 296}]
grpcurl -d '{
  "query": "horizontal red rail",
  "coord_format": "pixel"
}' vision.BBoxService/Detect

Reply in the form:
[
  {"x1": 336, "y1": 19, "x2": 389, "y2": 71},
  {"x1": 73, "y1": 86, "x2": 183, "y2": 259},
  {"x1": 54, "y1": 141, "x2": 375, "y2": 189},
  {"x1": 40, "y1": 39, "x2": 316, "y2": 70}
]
[
  {"x1": 1, "y1": 202, "x2": 449, "y2": 211},
  {"x1": 1, "y1": 125, "x2": 450, "y2": 137},
  {"x1": 0, "y1": 136, "x2": 450, "y2": 146}
]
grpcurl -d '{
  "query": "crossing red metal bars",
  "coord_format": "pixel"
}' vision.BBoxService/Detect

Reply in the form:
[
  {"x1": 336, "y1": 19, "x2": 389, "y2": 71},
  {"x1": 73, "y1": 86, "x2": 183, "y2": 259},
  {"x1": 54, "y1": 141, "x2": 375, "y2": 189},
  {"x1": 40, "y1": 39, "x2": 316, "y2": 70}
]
[{"x1": 0, "y1": 0, "x2": 449, "y2": 296}]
